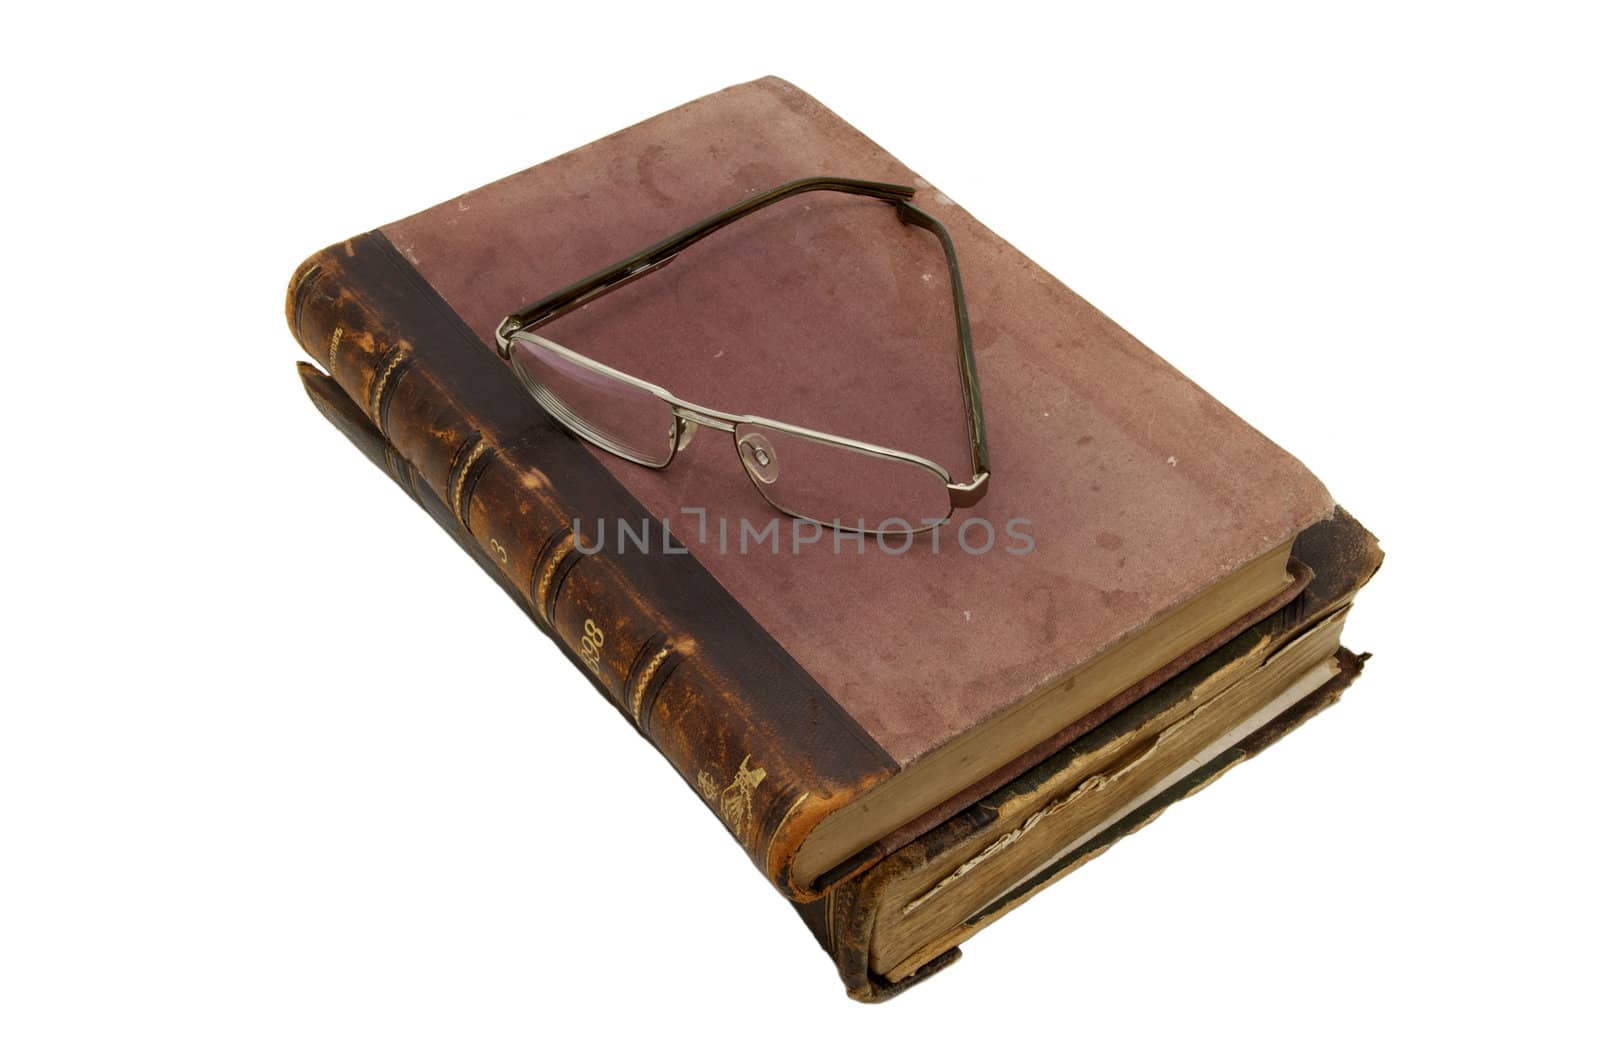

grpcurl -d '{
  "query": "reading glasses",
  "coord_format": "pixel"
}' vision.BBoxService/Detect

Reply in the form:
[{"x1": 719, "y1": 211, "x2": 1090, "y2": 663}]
[{"x1": 495, "y1": 176, "x2": 990, "y2": 534}]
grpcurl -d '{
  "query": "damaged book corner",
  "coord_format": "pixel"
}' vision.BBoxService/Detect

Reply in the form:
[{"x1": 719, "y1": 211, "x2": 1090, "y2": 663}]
[{"x1": 286, "y1": 75, "x2": 1382, "y2": 1001}]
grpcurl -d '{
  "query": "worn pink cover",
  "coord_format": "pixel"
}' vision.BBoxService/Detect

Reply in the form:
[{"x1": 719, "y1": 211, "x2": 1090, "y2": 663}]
[{"x1": 383, "y1": 76, "x2": 1332, "y2": 767}]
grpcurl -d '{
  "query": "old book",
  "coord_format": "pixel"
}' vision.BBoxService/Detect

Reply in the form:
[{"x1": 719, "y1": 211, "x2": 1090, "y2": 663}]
[
  {"x1": 296, "y1": 360, "x2": 1379, "y2": 999},
  {"x1": 286, "y1": 77, "x2": 1339, "y2": 904}
]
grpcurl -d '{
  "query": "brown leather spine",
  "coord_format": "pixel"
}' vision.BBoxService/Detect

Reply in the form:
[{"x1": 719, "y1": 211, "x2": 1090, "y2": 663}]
[
  {"x1": 287, "y1": 235, "x2": 896, "y2": 901},
  {"x1": 299, "y1": 362, "x2": 536, "y2": 621}
]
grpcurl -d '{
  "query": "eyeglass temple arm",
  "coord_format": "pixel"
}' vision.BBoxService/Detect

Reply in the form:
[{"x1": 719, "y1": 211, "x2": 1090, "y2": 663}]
[
  {"x1": 893, "y1": 200, "x2": 990, "y2": 503},
  {"x1": 496, "y1": 176, "x2": 916, "y2": 343},
  {"x1": 495, "y1": 174, "x2": 990, "y2": 500}
]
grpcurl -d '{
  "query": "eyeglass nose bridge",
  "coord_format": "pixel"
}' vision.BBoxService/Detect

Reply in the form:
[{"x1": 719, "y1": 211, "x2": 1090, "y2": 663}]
[{"x1": 672, "y1": 405, "x2": 738, "y2": 454}]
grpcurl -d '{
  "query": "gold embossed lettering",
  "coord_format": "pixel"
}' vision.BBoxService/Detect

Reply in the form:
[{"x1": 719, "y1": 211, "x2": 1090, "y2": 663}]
[
  {"x1": 719, "y1": 756, "x2": 767, "y2": 844},
  {"x1": 577, "y1": 616, "x2": 605, "y2": 672}
]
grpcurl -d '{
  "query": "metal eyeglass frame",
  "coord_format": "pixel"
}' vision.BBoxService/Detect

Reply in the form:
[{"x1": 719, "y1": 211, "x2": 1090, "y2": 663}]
[{"x1": 493, "y1": 176, "x2": 990, "y2": 531}]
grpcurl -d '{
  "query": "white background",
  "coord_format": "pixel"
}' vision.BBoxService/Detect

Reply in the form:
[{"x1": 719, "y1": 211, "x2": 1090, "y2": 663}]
[{"x1": 4, "y1": 2, "x2": 1596, "y2": 1058}]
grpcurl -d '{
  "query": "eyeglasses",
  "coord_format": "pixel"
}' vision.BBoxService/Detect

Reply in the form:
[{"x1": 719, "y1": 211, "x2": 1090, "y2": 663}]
[{"x1": 494, "y1": 176, "x2": 990, "y2": 534}]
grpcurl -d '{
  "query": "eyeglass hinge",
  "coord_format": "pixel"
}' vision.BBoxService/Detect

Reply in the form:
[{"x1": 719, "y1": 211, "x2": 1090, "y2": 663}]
[
  {"x1": 947, "y1": 472, "x2": 990, "y2": 509},
  {"x1": 494, "y1": 316, "x2": 522, "y2": 359}
]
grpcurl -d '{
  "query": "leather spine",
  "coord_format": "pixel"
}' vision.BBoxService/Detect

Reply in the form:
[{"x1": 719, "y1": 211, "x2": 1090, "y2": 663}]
[{"x1": 287, "y1": 235, "x2": 896, "y2": 902}]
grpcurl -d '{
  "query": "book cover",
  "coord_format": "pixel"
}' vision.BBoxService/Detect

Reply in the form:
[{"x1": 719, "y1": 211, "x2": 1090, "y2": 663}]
[{"x1": 287, "y1": 76, "x2": 1337, "y2": 900}]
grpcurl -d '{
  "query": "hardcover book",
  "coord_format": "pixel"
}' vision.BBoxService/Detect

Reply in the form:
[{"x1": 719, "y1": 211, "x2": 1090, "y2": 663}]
[{"x1": 286, "y1": 76, "x2": 1379, "y2": 998}]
